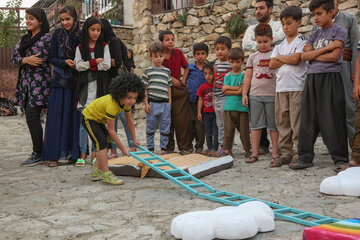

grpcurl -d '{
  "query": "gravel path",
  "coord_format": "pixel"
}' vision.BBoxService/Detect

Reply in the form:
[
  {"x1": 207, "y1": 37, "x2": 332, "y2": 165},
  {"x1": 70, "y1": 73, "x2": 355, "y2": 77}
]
[{"x1": 0, "y1": 115, "x2": 358, "y2": 239}]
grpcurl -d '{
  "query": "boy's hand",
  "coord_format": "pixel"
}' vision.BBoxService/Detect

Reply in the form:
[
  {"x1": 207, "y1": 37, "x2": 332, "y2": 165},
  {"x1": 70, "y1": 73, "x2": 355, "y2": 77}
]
[
  {"x1": 303, "y1": 44, "x2": 313, "y2": 52},
  {"x1": 343, "y1": 48, "x2": 352, "y2": 61},
  {"x1": 119, "y1": 145, "x2": 130, "y2": 157},
  {"x1": 132, "y1": 138, "x2": 141, "y2": 147},
  {"x1": 353, "y1": 85, "x2": 360, "y2": 101},
  {"x1": 328, "y1": 41, "x2": 343, "y2": 50},
  {"x1": 145, "y1": 103, "x2": 151, "y2": 114},
  {"x1": 172, "y1": 77, "x2": 181, "y2": 88},
  {"x1": 168, "y1": 100, "x2": 172, "y2": 107},
  {"x1": 96, "y1": 58, "x2": 104, "y2": 64},
  {"x1": 242, "y1": 95, "x2": 249, "y2": 107},
  {"x1": 197, "y1": 113, "x2": 202, "y2": 122},
  {"x1": 222, "y1": 85, "x2": 228, "y2": 92}
]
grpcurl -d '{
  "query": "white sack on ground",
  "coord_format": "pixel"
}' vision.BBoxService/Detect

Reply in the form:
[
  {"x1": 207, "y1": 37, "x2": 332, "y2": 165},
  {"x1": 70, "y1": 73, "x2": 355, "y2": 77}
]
[{"x1": 171, "y1": 201, "x2": 275, "y2": 240}]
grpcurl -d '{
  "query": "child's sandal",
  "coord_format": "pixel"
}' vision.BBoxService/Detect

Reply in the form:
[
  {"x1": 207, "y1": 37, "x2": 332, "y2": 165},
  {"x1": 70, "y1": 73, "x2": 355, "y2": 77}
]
[
  {"x1": 48, "y1": 161, "x2": 58, "y2": 167},
  {"x1": 245, "y1": 156, "x2": 258, "y2": 164},
  {"x1": 75, "y1": 158, "x2": 85, "y2": 167},
  {"x1": 270, "y1": 156, "x2": 290, "y2": 168}
]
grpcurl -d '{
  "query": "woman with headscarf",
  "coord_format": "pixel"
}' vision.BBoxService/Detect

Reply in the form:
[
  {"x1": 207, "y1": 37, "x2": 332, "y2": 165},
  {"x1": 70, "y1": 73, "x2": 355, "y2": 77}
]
[
  {"x1": 100, "y1": 18, "x2": 135, "y2": 157},
  {"x1": 42, "y1": 5, "x2": 81, "y2": 167},
  {"x1": 11, "y1": 8, "x2": 51, "y2": 166},
  {"x1": 74, "y1": 16, "x2": 111, "y2": 167}
]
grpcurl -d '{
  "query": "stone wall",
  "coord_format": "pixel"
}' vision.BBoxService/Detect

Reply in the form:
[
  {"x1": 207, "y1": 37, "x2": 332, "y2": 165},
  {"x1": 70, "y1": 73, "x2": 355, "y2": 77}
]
[
  {"x1": 113, "y1": 25, "x2": 134, "y2": 48},
  {"x1": 130, "y1": 0, "x2": 360, "y2": 124}
]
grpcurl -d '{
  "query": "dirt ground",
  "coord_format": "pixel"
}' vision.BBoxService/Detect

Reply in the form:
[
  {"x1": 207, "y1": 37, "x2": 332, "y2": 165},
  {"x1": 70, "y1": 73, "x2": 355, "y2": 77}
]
[{"x1": 1, "y1": 114, "x2": 359, "y2": 240}]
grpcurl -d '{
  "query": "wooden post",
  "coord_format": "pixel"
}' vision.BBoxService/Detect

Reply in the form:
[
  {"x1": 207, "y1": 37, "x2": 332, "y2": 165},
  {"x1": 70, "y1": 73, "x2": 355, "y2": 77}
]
[{"x1": 16, "y1": 8, "x2": 20, "y2": 40}]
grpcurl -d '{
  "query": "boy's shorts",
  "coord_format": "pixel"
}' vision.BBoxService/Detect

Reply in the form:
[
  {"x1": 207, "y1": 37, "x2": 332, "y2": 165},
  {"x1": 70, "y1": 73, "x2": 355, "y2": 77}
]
[
  {"x1": 81, "y1": 115, "x2": 112, "y2": 151},
  {"x1": 249, "y1": 96, "x2": 277, "y2": 131}
]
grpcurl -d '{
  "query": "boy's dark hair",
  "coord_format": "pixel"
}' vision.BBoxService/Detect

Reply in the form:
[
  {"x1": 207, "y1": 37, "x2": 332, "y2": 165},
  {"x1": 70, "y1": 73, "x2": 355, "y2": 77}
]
[
  {"x1": 203, "y1": 62, "x2": 214, "y2": 72},
  {"x1": 255, "y1": 23, "x2": 273, "y2": 38},
  {"x1": 148, "y1": 41, "x2": 164, "y2": 55},
  {"x1": 309, "y1": 0, "x2": 334, "y2": 12},
  {"x1": 214, "y1": 36, "x2": 232, "y2": 50},
  {"x1": 256, "y1": 0, "x2": 273, "y2": 8},
  {"x1": 228, "y1": 48, "x2": 245, "y2": 61},
  {"x1": 280, "y1": 6, "x2": 302, "y2": 21},
  {"x1": 193, "y1": 42, "x2": 209, "y2": 55},
  {"x1": 159, "y1": 30, "x2": 175, "y2": 42},
  {"x1": 110, "y1": 73, "x2": 145, "y2": 104}
]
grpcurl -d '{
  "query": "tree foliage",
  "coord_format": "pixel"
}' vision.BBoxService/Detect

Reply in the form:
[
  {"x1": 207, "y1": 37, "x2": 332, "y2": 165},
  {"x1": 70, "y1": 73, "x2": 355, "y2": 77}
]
[{"x1": 0, "y1": 0, "x2": 24, "y2": 47}]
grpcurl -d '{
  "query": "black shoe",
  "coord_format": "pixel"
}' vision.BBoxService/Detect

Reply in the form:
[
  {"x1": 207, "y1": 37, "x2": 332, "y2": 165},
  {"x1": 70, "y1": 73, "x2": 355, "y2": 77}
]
[
  {"x1": 21, "y1": 152, "x2": 41, "y2": 166},
  {"x1": 289, "y1": 161, "x2": 314, "y2": 170}
]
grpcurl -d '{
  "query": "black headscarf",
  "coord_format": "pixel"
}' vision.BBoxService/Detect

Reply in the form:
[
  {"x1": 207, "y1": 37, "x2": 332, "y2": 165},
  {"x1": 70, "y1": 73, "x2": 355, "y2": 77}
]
[
  {"x1": 100, "y1": 18, "x2": 131, "y2": 74},
  {"x1": 57, "y1": 6, "x2": 80, "y2": 59},
  {"x1": 19, "y1": 8, "x2": 50, "y2": 57},
  {"x1": 77, "y1": 16, "x2": 110, "y2": 106}
]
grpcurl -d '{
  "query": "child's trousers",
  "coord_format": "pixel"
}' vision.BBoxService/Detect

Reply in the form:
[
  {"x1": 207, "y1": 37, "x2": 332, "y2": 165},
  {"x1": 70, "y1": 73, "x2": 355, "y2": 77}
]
[
  {"x1": 214, "y1": 96, "x2": 225, "y2": 146},
  {"x1": 189, "y1": 101, "x2": 205, "y2": 150},
  {"x1": 223, "y1": 111, "x2": 251, "y2": 152},
  {"x1": 167, "y1": 84, "x2": 192, "y2": 151},
  {"x1": 298, "y1": 73, "x2": 348, "y2": 164},
  {"x1": 203, "y1": 112, "x2": 218, "y2": 151},
  {"x1": 275, "y1": 91, "x2": 303, "y2": 159},
  {"x1": 146, "y1": 101, "x2": 171, "y2": 150}
]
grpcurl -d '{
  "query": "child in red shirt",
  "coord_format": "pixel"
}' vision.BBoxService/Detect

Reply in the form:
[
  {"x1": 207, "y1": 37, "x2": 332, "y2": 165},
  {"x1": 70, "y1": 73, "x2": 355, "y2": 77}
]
[
  {"x1": 197, "y1": 63, "x2": 218, "y2": 156},
  {"x1": 160, "y1": 30, "x2": 192, "y2": 154}
]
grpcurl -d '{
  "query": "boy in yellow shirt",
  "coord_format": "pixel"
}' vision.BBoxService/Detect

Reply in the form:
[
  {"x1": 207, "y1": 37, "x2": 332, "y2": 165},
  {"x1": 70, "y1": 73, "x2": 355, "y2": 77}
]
[{"x1": 82, "y1": 73, "x2": 145, "y2": 185}]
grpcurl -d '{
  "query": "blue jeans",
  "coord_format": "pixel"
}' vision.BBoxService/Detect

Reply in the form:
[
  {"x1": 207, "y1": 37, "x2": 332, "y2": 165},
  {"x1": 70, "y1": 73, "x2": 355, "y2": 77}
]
[
  {"x1": 79, "y1": 108, "x2": 96, "y2": 154},
  {"x1": 146, "y1": 102, "x2": 171, "y2": 150},
  {"x1": 203, "y1": 112, "x2": 218, "y2": 151},
  {"x1": 111, "y1": 111, "x2": 134, "y2": 149}
]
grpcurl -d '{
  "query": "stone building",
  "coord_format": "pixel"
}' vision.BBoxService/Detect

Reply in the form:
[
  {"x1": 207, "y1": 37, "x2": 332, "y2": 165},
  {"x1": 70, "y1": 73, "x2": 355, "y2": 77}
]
[{"x1": 130, "y1": 0, "x2": 360, "y2": 123}]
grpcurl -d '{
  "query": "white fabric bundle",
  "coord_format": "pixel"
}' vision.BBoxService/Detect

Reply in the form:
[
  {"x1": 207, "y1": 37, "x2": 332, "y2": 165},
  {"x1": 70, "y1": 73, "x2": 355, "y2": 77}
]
[{"x1": 171, "y1": 201, "x2": 275, "y2": 240}]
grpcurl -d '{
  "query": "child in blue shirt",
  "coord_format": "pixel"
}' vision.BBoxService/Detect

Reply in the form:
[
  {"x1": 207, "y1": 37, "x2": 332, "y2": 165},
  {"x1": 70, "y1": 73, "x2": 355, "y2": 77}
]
[{"x1": 186, "y1": 42, "x2": 209, "y2": 153}]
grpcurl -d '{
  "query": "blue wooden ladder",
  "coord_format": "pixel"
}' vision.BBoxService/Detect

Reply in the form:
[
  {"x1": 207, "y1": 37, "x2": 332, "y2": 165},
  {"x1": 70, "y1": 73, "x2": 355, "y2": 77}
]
[{"x1": 130, "y1": 146, "x2": 339, "y2": 227}]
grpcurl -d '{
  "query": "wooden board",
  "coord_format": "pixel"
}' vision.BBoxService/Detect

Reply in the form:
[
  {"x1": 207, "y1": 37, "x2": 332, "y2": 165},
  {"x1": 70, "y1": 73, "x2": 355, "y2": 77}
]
[{"x1": 108, "y1": 153, "x2": 233, "y2": 178}]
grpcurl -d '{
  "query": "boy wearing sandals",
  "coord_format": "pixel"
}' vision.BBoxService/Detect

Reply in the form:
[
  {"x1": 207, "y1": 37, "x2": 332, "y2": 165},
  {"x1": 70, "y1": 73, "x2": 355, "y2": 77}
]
[
  {"x1": 291, "y1": 0, "x2": 348, "y2": 172},
  {"x1": 242, "y1": 24, "x2": 280, "y2": 164},
  {"x1": 222, "y1": 48, "x2": 251, "y2": 157},
  {"x1": 269, "y1": 6, "x2": 307, "y2": 167}
]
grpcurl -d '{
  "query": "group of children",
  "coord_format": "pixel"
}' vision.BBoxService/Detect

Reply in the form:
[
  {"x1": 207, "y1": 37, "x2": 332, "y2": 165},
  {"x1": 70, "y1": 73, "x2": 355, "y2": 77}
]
[
  {"x1": 11, "y1": 0, "x2": 360, "y2": 185},
  {"x1": 143, "y1": 0, "x2": 358, "y2": 174}
]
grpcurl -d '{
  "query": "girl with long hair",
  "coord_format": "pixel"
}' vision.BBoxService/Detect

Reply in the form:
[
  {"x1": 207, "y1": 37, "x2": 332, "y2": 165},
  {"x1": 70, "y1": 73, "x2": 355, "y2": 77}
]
[
  {"x1": 42, "y1": 5, "x2": 81, "y2": 167},
  {"x1": 11, "y1": 8, "x2": 51, "y2": 166}
]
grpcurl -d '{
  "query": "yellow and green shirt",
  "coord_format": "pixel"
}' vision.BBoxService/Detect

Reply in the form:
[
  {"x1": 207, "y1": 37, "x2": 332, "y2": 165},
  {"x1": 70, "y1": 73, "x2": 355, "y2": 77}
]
[{"x1": 83, "y1": 94, "x2": 131, "y2": 124}]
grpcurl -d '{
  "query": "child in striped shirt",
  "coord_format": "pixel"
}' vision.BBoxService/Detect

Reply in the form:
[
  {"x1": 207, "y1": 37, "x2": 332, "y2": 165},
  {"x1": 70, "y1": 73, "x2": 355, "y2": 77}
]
[
  {"x1": 142, "y1": 42, "x2": 172, "y2": 154},
  {"x1": 213, "y1": 36, "x2": 232, "y2": 157}
]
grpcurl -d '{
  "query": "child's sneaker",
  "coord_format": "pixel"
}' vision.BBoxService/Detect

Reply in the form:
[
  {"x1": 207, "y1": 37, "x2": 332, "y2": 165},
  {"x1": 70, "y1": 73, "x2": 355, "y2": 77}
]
[
  {"x1": 101, "y1": 171, "x2": 124, "y2": 185},
  {"x1": 91, "y1": 166, "x2": 102, "y2": 181}
]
